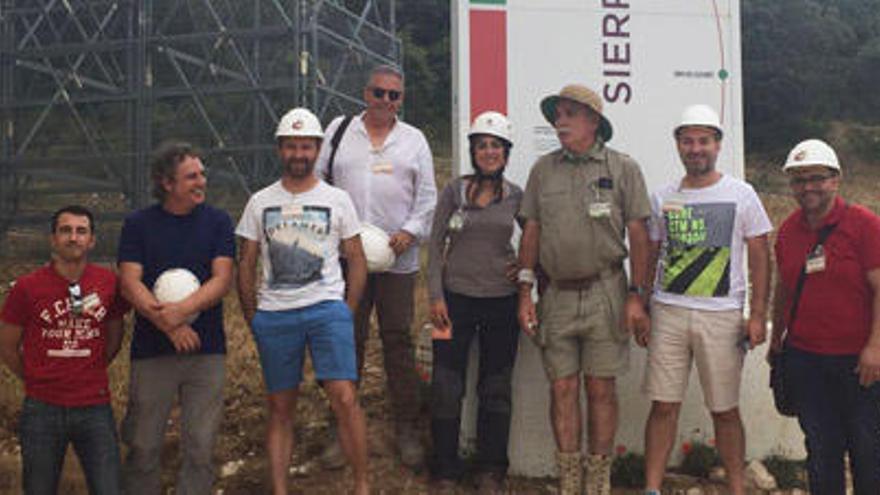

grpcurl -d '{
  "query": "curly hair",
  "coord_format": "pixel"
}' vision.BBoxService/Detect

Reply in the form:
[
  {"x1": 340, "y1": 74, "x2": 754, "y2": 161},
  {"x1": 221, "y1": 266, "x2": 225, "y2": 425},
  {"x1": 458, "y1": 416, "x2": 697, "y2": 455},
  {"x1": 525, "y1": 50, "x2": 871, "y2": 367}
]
[{"x1": 150, "y1": 141, "x2": 202, "y2": 201}]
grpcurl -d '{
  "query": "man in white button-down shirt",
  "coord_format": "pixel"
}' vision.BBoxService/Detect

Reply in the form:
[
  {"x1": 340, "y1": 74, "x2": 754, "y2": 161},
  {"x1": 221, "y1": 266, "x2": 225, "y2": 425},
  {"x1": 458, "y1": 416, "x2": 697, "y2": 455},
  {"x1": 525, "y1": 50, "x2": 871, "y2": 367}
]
[{"x1": 316, "y1": 65, "x2": 437, "y2": 468}]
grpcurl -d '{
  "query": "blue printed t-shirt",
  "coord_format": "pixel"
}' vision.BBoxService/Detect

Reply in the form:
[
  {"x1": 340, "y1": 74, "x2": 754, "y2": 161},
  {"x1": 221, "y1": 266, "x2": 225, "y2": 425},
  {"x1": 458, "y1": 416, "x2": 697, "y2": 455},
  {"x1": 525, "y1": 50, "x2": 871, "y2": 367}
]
[{"x1": 118, "y1": 203, "x2": 235, "y2": 359}]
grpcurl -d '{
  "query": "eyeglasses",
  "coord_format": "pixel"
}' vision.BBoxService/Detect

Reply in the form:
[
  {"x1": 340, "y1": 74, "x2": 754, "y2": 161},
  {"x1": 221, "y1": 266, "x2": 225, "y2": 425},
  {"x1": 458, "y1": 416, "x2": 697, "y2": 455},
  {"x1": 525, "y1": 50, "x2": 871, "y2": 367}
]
[
  {"x1": 370, "y1": 87, "x2": 401, "y2": 102},
  {"x1": 789, "y1": 174, "x2": 835, "y2": 187},
  {"x1": 69, "y1": 282, "x2": 83, "y2": 316}
]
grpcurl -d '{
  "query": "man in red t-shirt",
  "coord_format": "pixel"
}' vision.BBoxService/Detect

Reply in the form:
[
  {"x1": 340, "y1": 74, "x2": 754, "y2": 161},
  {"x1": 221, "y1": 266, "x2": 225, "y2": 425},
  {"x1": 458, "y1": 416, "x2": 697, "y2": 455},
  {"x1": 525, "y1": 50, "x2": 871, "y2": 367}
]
[
  {"x1": 771, "y1": 139, "x2": 880, "y2": 495},
  {"x1": 0, "y1": 205, "x2": 128, "y2": 494}
]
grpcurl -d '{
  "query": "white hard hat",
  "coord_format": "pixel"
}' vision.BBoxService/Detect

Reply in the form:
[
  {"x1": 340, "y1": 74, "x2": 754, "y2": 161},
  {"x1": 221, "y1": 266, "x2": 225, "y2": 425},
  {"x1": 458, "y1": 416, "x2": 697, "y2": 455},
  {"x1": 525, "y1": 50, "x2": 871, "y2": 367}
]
[
  {"x1": 675, "y1": 104, "x2": 723, "y2": 138},
  {"x1": 153, "y1": 268, "x2": 201, "y2": 323},
  {"x1": 783, "y1": 139, "x2": 840, "y2": 172},
  {"x1": 275, "y1": 108, "x2": 323, "y2": 139},
  {"x1": 468, "y1": 111, "x2": 513, "y2": 145},
  {"x1": 359, "y1": 223, "x2": 396, "y2": 273}
]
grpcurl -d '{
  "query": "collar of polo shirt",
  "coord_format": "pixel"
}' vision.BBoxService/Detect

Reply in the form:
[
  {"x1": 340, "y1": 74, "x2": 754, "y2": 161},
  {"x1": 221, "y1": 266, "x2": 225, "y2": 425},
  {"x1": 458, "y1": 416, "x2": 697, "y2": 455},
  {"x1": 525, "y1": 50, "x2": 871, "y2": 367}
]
[{"x1": 562, "y1": 138, "x2": 605, "y2": 163}]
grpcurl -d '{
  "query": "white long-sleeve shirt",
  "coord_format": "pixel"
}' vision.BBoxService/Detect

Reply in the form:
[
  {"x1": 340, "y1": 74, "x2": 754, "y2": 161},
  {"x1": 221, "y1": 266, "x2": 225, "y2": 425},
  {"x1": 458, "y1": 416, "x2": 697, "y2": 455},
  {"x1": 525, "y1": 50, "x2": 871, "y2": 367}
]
[{"x1": 316, "y1": 113, "x2": 437, "y2": 273}]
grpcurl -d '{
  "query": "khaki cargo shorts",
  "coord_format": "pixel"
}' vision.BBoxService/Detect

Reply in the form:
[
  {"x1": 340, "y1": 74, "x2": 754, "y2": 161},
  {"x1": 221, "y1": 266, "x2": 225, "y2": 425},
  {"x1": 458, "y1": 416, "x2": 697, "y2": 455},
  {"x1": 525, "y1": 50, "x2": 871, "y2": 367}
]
[
  {"x1": 641, "y1": 301, "x2": 746, "y2": 412},
  {"x1": 534, "y1": 271, "x2": 630, "y2": 380}
]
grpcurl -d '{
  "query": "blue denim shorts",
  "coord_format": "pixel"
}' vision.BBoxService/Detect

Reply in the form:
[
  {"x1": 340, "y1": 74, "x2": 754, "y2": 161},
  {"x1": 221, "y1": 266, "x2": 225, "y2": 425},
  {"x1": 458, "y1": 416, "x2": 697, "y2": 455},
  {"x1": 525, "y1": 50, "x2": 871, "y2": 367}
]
[{"x1": 251, "y1": 300, "x2": 357, "y2": 393}]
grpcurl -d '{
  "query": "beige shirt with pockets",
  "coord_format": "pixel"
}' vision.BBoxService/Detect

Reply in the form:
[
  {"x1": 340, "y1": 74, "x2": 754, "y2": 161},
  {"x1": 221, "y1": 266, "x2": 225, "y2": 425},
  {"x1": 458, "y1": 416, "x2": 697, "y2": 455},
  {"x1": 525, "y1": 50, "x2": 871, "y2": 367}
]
[{"x1": 520, "y1": 143, "x2": 651, "y2": 281}]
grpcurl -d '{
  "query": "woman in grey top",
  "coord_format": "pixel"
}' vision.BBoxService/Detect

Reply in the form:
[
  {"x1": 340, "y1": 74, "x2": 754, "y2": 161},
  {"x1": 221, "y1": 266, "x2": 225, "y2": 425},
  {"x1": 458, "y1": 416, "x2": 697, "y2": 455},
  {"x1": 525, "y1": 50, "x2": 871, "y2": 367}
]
[{"x1": 426, "y1": 111, "x2": 522, "y2": 492}]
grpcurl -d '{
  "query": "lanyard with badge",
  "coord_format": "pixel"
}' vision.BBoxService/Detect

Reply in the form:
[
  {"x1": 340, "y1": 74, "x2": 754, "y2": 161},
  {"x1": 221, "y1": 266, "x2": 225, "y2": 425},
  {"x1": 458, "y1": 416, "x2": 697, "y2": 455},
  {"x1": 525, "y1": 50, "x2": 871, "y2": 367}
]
[
  {"x1": 587, "y1": 150, "x2": 615, "y2": 219},
  {"x1": 803, "y1": 206, "x2": 846, "y2": 276},
  {"x1": 442, "y1": 180, "x2": 469, "y2": 262},
  {"x1": 433, "y1": 181, "x2": 470, "y2": 342},
  {"x1": 788, "y1": 216, "x2": 843, "y2": 327},
  {"x1": 805, "y1": 244, "x2": 827, "y2": 273}
]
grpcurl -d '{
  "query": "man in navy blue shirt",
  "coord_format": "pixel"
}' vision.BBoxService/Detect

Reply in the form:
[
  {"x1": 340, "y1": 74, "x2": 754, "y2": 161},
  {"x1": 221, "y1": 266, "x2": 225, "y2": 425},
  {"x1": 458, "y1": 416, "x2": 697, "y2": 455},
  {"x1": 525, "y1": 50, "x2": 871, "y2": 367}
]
[{"x1": 117, "y1": 141, "x2": 235, "y2": 494}]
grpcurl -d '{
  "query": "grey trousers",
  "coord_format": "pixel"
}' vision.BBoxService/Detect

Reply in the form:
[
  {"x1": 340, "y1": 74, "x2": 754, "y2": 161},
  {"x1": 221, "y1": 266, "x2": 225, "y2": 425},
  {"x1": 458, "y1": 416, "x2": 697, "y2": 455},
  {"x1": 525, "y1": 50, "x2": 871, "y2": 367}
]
[{"x1": 121, "y1": 354, "x2": 225, "y2": 495}]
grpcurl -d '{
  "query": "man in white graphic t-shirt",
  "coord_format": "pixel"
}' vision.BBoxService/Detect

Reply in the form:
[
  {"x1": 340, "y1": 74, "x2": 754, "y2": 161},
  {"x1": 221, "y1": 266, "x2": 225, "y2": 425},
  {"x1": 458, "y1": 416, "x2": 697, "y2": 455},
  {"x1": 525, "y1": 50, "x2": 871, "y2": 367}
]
[
  {"x1": 640, "y1": 104, "x2": 772, "y2": 495},
  {"x1": 236, "y1": 107, "x2": 369, "y2": 495}
]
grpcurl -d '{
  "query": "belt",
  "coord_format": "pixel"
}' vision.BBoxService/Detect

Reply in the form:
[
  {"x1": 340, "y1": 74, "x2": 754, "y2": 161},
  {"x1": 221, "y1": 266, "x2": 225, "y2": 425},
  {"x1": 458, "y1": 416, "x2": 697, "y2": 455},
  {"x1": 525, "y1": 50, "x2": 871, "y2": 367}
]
[{"x1": 550, "y1": 264, "x2": 623, "y2": 291}]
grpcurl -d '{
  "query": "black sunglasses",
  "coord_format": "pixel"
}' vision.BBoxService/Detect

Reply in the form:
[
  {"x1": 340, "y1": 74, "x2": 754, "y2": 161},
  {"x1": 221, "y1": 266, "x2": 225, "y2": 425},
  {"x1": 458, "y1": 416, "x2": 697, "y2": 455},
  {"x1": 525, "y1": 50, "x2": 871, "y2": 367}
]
[
  {"x1": 371, "y1": 87, "x2": 401, "y2": 102},
  {"x1": 69, "y1": 282, "x2": 83, "y2": 316}
]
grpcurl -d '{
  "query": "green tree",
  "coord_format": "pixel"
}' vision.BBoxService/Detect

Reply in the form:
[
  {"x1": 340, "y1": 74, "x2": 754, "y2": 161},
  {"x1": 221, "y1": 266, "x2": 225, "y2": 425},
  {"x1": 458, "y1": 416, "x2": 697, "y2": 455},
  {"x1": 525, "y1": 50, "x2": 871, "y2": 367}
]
[
  {"x1": 743, "y1": 0, "x2": 880, "y2": 151},
  {"x1": 396, "y1": 0, "x2": 451, "y2": 148}
]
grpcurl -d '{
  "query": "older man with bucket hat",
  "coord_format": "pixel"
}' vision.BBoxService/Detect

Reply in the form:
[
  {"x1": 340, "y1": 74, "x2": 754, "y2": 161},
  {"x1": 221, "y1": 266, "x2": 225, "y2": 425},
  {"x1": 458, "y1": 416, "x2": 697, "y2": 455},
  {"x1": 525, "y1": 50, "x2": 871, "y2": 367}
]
[{"x1": 517, "y1": 84, "x2": 652, "y2": 495}]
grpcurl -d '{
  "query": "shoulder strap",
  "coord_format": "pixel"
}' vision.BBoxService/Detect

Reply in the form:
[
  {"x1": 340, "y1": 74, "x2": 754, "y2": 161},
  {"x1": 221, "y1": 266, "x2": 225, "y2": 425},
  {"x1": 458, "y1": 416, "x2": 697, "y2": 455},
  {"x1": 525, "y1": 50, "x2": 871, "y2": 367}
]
[
  {"x1": 441, "y1": 178, "x2": 469, "y2": 264},
  {"x1": 325, "y1": 115, "x2": 354, "y2": 186},
  {"x1": 458, "y1": 177, "x2": 468, "y2": 207},
  {"x1": 786, "y1": 219, "x2": 841, "y2": 334}
]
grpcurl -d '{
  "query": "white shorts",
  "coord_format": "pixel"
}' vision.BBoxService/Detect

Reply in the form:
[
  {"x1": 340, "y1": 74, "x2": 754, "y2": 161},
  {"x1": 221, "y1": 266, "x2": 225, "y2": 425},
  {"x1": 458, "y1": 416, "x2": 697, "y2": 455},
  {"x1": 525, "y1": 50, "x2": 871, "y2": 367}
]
[{"x1": 641, "y1": 301, "x2": 746, "y2": 412}]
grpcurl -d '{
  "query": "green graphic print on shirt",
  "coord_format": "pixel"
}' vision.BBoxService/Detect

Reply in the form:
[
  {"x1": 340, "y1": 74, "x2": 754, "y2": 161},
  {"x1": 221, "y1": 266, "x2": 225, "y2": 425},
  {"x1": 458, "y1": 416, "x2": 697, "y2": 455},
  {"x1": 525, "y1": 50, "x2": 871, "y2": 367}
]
[{"x1": 661, "y1": 202, "x2": 735, "y2": 297}]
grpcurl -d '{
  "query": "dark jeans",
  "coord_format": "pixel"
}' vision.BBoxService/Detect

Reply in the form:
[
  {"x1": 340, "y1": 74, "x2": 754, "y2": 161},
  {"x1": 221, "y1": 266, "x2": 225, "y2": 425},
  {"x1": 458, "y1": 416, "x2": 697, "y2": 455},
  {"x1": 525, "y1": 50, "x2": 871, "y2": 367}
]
[
  {"x1": 430, "y1": 291, "x2": 519, "y2": 480},
  {"x1": 19, "y1": 397, "x2": 121, "y2": 495},
  {"x1": 785, "y1": 345, "x2": 880, "y2": 495}
]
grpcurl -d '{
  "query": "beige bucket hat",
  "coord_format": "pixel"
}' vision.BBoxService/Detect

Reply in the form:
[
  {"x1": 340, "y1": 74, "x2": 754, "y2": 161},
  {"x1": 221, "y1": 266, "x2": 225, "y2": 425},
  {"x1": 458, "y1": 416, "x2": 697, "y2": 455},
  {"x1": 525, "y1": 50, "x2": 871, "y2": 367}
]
[{"x1": 540, "y1": 84, "x2": 613, "y2": 142}]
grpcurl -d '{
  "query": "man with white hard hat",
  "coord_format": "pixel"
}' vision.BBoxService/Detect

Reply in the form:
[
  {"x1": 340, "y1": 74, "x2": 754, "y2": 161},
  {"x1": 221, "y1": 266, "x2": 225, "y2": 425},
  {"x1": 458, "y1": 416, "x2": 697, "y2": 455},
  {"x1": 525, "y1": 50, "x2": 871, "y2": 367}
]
[
  {"x1": 641, "y1": 104, "x2": 772, "y2": 495},
  {"x1": 315, "y1": 64, "x2": 436, "y2": 468},
  {"x1": 117, "y1": 141, "x2": 236, "y2": 494},
  {"x1": 517, "y1": 84, "x2": 652, "y2": 495},
  {"x1": 237, "y1": 107, "x2": 370, "y2": 495},
  {"x1": 770, "y1": 139, "x2": 880, "y2": 494}
]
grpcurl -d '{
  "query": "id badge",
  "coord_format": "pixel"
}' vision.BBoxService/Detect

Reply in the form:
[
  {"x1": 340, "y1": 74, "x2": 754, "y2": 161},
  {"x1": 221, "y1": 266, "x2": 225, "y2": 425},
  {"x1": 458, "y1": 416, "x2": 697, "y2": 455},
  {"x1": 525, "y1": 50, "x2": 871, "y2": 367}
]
[
  {"x1": 805, "y1": 247, "x2": 826, "y2": 274},
  {"x1": 662, "y1": 200, "x2": 686, "y2": 213},
  {"x1": 371, "y1": 161, "x2": 393, "y2": 174},
  {"x1": 589, "y1": 202, "x2": 612, "y2": 218}
]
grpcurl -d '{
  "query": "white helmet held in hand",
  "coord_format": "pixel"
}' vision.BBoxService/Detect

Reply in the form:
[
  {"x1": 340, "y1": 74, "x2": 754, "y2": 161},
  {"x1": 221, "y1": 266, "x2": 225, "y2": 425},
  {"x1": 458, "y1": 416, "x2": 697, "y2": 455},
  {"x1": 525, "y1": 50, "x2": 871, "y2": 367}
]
[
  {"x1": 275, "y1": 108, "x2": 324, "y2": 139},
  {"x1": 153, "y1": 268, "x2": 201, "y2": 324},
  {"x1": 783, "y1": 139, "x2": 840, "y2": 172},
  {"x1": 675, "y1": 104, "x2": 723, "y2": 138},
  {"x1": 360, "y1": 223, "x2": 396, "y2": 273},
  {"x1": 468, "y1": 111, "x2": 513, "y2": 145}
]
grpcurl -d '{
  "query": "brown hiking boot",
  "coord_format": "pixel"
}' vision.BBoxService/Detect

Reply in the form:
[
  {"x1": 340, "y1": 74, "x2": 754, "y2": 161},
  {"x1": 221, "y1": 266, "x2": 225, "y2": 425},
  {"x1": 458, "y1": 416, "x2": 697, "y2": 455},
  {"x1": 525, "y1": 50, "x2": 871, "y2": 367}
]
[
  {"x1": 584, "y1": 453, "x2": 612, "y2": 495},
  {"x1": 557, "y1": 451, "x2": 583, "y2": 495}
]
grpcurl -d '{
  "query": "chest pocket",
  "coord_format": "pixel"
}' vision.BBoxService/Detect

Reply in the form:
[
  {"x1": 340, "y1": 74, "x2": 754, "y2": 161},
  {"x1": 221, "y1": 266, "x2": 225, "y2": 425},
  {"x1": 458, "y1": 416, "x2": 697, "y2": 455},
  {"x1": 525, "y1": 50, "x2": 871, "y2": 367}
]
[
  {"x1": 537, "y1": 186, "x2": 573, "y2": 232},
  {"x1": 586, "y1": 164, "x2": 625, "y2": 228}
]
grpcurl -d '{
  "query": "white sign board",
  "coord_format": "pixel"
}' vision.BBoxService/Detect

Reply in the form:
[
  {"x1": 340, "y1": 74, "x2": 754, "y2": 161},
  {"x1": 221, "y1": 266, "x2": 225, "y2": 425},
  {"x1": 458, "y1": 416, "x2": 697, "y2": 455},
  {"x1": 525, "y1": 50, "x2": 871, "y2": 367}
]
[{"x1": 451, "y1": 0, "x2": 804, "y2": 477}]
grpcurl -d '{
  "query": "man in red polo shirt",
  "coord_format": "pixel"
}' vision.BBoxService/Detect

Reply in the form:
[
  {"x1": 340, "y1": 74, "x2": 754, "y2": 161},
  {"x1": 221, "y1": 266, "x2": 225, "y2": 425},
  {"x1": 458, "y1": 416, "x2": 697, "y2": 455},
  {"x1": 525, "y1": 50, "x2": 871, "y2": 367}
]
[
  {"x1": 0, "y1": 205, "x2": 128, "y2": 494},
  {"x1": 771, "y1": 139, "x2": 880, "y2": 495}
]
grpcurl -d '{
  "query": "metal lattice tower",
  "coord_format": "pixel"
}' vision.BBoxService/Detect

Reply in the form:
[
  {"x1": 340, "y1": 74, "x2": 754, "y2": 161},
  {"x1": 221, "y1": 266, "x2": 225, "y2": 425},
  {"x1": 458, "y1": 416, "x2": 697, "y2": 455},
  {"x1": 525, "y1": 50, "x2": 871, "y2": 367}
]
[{"x1": 0, "y1": 0, "x2": 400, "y2": 254}]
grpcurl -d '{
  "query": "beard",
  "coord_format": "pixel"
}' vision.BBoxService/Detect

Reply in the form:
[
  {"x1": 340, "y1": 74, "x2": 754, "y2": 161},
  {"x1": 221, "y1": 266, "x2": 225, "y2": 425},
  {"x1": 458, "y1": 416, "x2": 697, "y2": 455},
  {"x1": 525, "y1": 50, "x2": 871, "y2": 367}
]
[
  {"x1": 285, "y1": 158, "x2": 315, "y2": 179},
  {"x1": 797, "y1": 190, "x2": 833, "y2": 214},
  {"x1": 683, "y1": 153, "x2": 716, "y2": 176}
]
